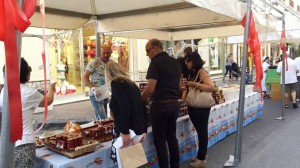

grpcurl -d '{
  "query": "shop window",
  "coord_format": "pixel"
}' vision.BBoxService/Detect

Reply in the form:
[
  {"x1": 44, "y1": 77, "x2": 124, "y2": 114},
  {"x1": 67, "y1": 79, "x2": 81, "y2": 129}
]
[
  {"x1": 102, "y1": 36, "x2": 130, "y2": 72},
  {"x1": 48, "y1": 29, "x2": 82, "y2": 96}
]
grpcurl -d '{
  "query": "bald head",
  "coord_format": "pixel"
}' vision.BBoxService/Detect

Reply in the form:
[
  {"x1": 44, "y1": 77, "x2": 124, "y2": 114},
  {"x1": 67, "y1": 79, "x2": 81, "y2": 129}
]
[
  {"x1": 148, "y1": 38, "x2": 163, "y2": 49},
  {"x1": 146, "y1": 38, "x2": 164, "y2": 59}
]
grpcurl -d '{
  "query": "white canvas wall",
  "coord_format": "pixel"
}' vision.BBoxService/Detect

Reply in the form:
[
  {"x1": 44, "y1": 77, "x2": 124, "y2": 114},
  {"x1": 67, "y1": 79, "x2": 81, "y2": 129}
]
[{"x1": 0, "y1": 27, "x2": 51, "y2": 84}]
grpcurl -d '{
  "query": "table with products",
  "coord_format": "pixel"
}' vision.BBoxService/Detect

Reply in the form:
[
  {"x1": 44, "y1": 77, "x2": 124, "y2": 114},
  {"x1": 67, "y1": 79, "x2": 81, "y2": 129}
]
[{"x1": 35, "y1": 85, "x2": 263, "y2": 168}]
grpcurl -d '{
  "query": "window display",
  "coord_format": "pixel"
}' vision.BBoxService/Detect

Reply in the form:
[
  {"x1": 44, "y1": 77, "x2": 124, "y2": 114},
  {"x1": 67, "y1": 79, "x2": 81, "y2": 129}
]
[
  {"x1": 48, "y1": 29, "x2": 83, "y2": 95},
  {"x1": 103, "y1": 36, "x2": 130, "y2": 71}
]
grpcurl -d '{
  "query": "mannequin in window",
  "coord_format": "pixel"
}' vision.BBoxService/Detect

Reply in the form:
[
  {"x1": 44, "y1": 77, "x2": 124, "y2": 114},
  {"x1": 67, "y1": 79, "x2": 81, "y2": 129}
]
[
  {"x1": 62, "y1": 57, "x2": 69, "y2": 81},
  {"x1": 56, "y1": 61, "x2": 66, "y2": 84},
  {"x1": 110, "y1": 50, "x2": 119, "y2": 63}
]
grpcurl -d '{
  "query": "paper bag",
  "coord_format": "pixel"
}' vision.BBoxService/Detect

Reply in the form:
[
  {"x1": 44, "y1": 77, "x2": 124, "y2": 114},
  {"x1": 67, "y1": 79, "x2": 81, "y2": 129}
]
[{"x1": 118, "y1": 142, "x2": 148, "y2": 168}]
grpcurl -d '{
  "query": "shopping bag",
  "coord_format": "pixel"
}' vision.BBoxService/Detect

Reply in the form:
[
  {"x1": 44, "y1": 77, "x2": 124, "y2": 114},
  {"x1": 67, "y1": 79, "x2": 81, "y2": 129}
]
[
  {"x1": 113, "y1": 130, "x2": 148, "y2": 168},
  {"x1": 92, "y1": 84, "x2": 110, "y2": 101},
  {"x1": 118, "y1": 142, "x2": 148, "y2": 168}
]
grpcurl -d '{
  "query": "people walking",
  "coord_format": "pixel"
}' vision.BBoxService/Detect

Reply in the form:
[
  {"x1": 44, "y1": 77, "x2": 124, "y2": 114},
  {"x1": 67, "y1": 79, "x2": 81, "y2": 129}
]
[
  {"x1": 177, "y1": 47, "x2": 192, "y2": 79},
  {"x1": 277, "y1": 55, "x2": 299, "y2": 109},
  {"x1": 294, "y1": 56, "x2": 300, "y2": 105},
  {"x1": 224, "y1": 53, "x2": 234, "y2": 81},
  {"x1": 262, "y1": 56, "x2": 270, "y2": 98}
]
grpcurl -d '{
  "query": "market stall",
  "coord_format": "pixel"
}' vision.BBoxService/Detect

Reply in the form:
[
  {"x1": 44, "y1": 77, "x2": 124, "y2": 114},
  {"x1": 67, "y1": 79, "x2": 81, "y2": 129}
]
[
  {"x1": 35, "y1": 86, "x2": 263, "y2": 168},
  {"x1": 1, "y1": 0, "x2": 272, "y2": 167}
]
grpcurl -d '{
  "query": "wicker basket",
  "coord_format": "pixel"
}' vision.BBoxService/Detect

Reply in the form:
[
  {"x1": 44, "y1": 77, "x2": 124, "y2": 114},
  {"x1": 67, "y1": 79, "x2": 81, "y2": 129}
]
[{"x1": 43, "y1": 140, "x2": 99, "y2": 159}]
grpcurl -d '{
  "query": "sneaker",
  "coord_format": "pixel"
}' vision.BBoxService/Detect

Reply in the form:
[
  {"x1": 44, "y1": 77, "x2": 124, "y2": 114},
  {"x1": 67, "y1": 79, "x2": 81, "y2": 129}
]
[
  {"x1": 285, "y1": 105, "x2": 289, "y2": 108},
  {"x1": 189, "y1": 159, "x2": 206, "y2": 168},
  {"x1": 293, "y1": 103, "x2": 297, "y2": 109}
]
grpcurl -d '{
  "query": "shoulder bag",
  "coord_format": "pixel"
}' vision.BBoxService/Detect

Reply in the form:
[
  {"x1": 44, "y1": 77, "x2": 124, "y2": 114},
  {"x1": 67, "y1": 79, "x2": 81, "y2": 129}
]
[{"x1": 185, "y1": 70, "x2": 215, "y2": 108}]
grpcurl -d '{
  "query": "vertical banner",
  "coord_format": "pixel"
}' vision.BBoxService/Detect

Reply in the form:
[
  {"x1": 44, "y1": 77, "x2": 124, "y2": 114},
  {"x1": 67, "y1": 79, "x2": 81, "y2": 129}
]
[
  {"x1": 0, "y1": 0, "x2": 36, "y2": 141},
  {"x1": 241, "y1": 10, "x2": 263, "y2": 93}
]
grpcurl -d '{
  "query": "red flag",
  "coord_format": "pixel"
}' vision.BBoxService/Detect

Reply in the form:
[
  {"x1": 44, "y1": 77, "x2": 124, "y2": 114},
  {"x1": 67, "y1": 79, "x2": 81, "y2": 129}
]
[
  {"x1": 280, "y1": 30, "x2": 288, "y2": 70},
  {"x1": 0, "y1": 0, "x2": 36, "y2": 142},
  {"x1": 241, "y1": 10, "x2": 263, "y2": 93}
]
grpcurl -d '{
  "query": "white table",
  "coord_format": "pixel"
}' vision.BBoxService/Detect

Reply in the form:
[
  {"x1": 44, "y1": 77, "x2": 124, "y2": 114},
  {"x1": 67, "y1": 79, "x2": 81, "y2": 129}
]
[{"x1": 35, "y1": 91, "x2": 263, "y2": 168}]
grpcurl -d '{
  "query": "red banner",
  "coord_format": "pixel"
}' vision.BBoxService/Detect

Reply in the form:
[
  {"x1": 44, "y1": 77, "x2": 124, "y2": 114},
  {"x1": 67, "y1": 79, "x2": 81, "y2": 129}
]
[
  {"x1": 0, "y1": 0, "x2": 36, "y2": 142},
  {"x1": 280, "y1": 30, "x2": 288, "y2": 70},
  {"x1": 241, "y1": 10, "x2": 263, "y2": 93},
  {"x1": 34, "y1": 0, "x2": 47, "y2": 134}
]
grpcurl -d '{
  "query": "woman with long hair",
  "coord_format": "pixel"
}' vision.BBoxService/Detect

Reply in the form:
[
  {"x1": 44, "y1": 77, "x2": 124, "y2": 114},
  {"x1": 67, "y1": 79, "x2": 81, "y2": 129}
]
[
  {"x1": 183, "y1": 52, "x2": 215, "y2": 167},
  {"x1": 105, "y1": 61, "x2": 147, "y2": 163}
]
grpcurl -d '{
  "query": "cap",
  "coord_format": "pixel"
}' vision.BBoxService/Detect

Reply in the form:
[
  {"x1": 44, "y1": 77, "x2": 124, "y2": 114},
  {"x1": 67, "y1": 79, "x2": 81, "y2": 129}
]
[{"x1": 262, "y1": 56, "x2": 269, "y2": 62}]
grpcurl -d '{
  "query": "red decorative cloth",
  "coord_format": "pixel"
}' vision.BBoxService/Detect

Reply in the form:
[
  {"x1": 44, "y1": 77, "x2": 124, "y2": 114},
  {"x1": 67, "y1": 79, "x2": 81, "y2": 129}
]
[
  {"x1": 34, "y1": 0, "x2": 47, "y2": 134},
  {"x1": 0, "y1": 0, "x2": 36, "y2": 142},
  {"x1": 280, "y1": 30, "x2": 288, "y2": 70},
  {"x1": 241, "y1": 10, "x2": 263, "y2": 92}
]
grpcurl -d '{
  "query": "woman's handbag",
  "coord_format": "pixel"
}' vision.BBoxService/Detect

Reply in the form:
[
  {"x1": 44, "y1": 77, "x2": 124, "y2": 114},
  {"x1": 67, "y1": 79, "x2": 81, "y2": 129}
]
[{"x1": 185, "y1": 70, "x2": 215, "y2": 108}]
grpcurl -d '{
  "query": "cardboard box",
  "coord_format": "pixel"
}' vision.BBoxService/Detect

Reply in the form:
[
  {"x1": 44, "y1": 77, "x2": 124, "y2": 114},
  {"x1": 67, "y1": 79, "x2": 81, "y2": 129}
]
[
  {"x1": 271, "y1": 83, "x2": 291, "y2": 100},
  {"x1": 271, "y1": 83, "x2": 281, "y2": 100}
]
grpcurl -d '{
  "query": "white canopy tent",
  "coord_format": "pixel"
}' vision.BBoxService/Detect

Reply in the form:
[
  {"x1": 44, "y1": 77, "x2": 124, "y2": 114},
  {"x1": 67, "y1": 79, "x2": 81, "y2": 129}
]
[
  {"x1": 29, "y1": 0, "x2": 277, "y2": 40},
  {"x1": 0, "y1": 1, "x2": 286, "y2": 168}
]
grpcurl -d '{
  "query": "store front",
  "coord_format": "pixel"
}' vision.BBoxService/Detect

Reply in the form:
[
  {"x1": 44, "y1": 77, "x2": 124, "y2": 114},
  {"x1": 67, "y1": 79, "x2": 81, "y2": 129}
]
[{"x1": 47, "y1": 29, "x2": 83, "y2": 97}]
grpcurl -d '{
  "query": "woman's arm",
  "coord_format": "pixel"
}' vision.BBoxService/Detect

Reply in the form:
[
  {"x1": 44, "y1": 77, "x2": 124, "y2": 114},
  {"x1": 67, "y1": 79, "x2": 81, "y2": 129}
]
[
  {"x1": 38, "y1": 83, "x2": 56, "y2": 107},
  {"x1": 185, "y1": 69, "x2": 215, "y2": 92}
]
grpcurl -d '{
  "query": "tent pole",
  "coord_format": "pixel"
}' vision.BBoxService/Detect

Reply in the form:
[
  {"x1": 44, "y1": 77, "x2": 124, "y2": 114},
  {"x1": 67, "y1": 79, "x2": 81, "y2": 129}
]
[
  {"x1": 0, "y1": 0, "x2": 24, "y2": 167},
  {"x1": 256, "y1": 0, "x2": 285, "y2": 121},
  {"x1": 251, "y1": 56, "x2": 254, "y2": 83},
  {"x1": 95, "y1": 19, "x2": 101, "y2": 58},
  {"x1": 275, "y1": 14, "x2": 286, "y2": 120},
  {"x1": 222, "y1": 37, "x2": 226, "y2": 85},
  {"x1": 169, "y1": 33, "x2": 174, "y2": 57},
  {"x1": 224, "y1": 0, "x2": 252, "y2": 166}
]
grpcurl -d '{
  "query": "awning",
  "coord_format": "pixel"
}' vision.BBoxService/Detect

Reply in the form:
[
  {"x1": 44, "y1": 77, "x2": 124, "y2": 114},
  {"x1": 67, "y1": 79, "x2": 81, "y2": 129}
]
[{"x1": 30, "y1": 0, "x2": 277, "y2": 40}]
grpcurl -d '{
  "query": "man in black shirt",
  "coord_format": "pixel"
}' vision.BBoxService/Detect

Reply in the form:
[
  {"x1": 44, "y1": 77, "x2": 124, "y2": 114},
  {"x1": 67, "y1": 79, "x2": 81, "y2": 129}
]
[
  {"x1": 177, "y1": 47, "x2": 192, "y2": 79},
  {"x1": 142, "y1": 39, "x2": 181, "y2": 168}
]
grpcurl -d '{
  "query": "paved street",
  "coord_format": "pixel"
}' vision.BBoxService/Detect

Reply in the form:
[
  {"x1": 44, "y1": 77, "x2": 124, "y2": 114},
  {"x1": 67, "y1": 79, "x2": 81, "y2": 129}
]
[{"x1": 181, "y1": 98, "x2": 300, "y2": 168}]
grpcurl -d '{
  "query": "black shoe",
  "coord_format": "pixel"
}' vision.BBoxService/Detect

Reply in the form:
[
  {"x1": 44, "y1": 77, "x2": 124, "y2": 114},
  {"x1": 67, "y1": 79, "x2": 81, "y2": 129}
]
[{"x1": 293, "y1": 103, "x2": 297, "y2": 109}]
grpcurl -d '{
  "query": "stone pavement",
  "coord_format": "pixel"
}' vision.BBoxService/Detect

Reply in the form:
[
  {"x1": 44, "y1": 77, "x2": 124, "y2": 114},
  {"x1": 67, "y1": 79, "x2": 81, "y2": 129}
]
[{"x1": 33, "y1": 100, "x2": 96, "y2": 133}]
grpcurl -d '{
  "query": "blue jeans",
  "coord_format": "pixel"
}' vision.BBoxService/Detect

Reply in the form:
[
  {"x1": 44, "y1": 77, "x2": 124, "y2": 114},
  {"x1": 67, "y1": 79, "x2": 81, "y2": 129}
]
[{"x1": 89, "y1": 96, "x2": 108, "y2": 120}]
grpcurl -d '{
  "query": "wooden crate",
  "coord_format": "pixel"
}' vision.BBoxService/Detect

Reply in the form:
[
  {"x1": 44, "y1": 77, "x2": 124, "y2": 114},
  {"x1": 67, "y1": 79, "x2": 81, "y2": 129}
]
[
  {"x1": 271, "y1": 83, "x2": 291, "y2": 100},
  {"x1": 271, "y1": 83, "x2": 281, "y2": 100}
]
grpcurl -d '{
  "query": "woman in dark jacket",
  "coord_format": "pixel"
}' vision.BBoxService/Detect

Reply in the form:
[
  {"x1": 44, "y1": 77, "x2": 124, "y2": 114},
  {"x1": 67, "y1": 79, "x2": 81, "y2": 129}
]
[
  {"x1": 105, "y1": 61, "x2": 147, "y2": 146},
  {"x1": 183, "y1": 52, "x2": 215, "y2": 168}
]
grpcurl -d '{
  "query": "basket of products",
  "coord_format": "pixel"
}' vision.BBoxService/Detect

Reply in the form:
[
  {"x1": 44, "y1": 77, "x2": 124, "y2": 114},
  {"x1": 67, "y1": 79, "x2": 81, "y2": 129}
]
[
  {"x1": 81, "y1": 119, "x2": 114, "y2": 143},
  {"x1": 43, "y1": 132, "x2": 99, "y2": 159}
]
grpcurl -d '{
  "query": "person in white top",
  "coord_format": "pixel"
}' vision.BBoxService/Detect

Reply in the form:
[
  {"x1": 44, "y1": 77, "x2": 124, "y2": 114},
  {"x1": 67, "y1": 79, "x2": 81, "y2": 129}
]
[
  {"x1": 294, "y1": 57, "x2": 300, "y2": 102},
  {"x1": 277, "y1": 56, "x2": 299, "y2": 109},
  {"x1": 0, "y1": 58, "x2": 56, "y2": 168},
  {"x1": 261, "y1": 56, "x2": 270, "y2": 98}
]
